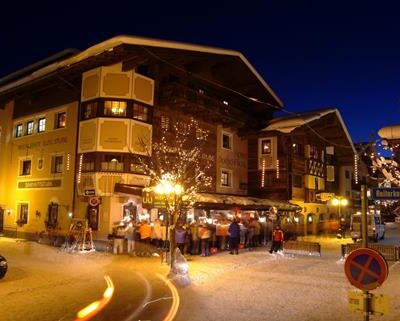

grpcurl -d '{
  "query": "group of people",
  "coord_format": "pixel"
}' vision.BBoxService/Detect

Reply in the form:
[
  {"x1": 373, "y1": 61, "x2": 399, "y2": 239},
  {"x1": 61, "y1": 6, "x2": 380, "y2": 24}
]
[{"x1": 111, "y1": 216, "x2": 285, "y2": 257}]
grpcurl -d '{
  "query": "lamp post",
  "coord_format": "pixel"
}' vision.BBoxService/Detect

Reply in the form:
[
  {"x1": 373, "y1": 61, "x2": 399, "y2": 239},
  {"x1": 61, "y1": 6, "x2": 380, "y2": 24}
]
[
  {"x1": 154, "y1": 176, "x2": 183, "y2": 268},
  {"x1": 331, "y1": 196, "x2": 348, "y2": 237}
]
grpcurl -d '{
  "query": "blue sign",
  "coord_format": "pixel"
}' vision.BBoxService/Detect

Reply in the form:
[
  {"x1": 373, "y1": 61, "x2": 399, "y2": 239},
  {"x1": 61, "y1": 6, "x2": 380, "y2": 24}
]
[{"x1": 371, "y1": 188, "x2": 400, "y2": 200}]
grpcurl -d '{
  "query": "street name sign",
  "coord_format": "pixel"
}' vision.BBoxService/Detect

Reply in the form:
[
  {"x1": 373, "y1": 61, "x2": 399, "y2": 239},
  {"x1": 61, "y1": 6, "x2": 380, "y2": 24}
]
[
  {"x1": 344, "y1": 248, "x2": 388, "y2": 291},
  {"x1": 371, "y1": 187, "x2": 400, "y2": 200}
]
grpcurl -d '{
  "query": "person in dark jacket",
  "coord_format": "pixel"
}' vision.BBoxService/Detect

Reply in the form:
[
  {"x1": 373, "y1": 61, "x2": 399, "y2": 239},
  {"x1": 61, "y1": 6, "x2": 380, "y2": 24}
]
[{"x1": 228, "y1": 218, "x2": 241, "y2": 255}]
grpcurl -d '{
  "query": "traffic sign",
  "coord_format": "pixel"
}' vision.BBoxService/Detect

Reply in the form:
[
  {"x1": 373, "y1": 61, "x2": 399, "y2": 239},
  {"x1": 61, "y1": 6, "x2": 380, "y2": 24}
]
[
  {"x1": 344, "y1": 248, "x2": 388, "y2": 291},
  {"x1": 89, "y1": 197, "x2": 100, "y2": 207}
]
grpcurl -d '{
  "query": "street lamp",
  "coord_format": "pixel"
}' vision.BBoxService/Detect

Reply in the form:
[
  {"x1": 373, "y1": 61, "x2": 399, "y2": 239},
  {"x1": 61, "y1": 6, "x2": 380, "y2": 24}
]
[
  {"x1": 154, "y1": 175, "x2": 183, "y2": 267},
  {"x1": 331, "y1": 196, "x2": 348, "y2": 237}
]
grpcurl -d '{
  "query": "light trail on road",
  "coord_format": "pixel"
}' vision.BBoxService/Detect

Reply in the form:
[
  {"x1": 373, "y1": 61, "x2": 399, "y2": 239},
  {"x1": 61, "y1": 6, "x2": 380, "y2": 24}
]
[{"x1": 74, "y1": 275, "x2": 114, "y2": 321}]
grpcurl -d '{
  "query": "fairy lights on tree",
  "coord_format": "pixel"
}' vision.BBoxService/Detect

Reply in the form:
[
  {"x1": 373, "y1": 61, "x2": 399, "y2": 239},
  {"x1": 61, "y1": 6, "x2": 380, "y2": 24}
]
[{"x1": 137, "y1": 116, "x2": 213, "y2": 268}]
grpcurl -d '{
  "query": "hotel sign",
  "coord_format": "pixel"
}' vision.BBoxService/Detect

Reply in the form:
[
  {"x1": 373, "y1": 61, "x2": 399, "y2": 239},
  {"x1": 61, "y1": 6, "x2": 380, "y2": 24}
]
[
  {"x1": 371, "y1": 188, "x2": 400, "y2": 200},
  {"x1": 142, "y1": 190, "x2": 166, "y2": 209},
  {"x1": 18, "y1": 179, "x2": 62, "y2": 189}
]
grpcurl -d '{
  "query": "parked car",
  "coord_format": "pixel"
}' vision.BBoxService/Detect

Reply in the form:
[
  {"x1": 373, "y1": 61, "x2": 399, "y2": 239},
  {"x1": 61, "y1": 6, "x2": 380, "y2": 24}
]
[
  {"x1": 0, "y1": 255, "x2": 7, "y2": 279},
  {"x1": 350, "y1": 213, "x2": 385, "y2": 242}
]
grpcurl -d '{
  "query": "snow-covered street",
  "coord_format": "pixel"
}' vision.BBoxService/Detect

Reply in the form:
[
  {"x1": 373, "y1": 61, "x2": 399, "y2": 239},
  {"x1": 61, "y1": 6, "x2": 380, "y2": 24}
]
[{"x1": 1, "y1": 225, "x2": 399, "y2": 321}]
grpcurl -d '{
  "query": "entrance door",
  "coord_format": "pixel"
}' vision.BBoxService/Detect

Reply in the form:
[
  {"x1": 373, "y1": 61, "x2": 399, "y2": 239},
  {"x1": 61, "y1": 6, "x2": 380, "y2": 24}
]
[{"x1": 0, "y1": 207, "x2": 4, "y2": 233}]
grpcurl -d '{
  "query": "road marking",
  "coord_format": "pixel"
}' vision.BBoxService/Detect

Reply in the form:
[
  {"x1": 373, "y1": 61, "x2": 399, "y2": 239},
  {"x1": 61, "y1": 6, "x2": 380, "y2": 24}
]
[{"x1": 156, "y1": 273, "x2": 180, "y2": 321}]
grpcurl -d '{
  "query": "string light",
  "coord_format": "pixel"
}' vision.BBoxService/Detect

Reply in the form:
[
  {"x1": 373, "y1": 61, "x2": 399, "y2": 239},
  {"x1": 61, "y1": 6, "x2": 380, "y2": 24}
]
[
  {"x1": 354, "y1": 154, "x2": 358, "y2": 184},
  {"x1": 77, "y1": 154, "x2": 83, "y2": 184},
  {"x1": 261, "y1": 158, "x2": 266, "y2": 187},
  {"x1": 276, "y1": 159, "x2": 280, "y2": 179}
]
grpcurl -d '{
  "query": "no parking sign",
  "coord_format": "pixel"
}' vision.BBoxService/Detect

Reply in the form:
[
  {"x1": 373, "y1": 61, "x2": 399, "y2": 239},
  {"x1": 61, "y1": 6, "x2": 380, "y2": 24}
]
[
  {"x1": 89, "y1": 196, "x2": 100, "y2": 207},
  {"x1": 344, "y1": 248, "x2": 388, "y2": 291}
]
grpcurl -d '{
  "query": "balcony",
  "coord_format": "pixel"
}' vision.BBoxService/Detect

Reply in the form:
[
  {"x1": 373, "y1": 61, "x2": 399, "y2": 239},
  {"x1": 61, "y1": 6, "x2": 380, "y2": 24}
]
[{"x1": 159, "y1": 83, "x2": 249, "y2": 127}]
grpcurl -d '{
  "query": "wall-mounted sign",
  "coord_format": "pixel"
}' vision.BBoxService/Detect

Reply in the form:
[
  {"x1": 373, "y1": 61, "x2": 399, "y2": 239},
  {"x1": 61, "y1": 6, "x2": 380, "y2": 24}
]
[
  {"x1": 142, "y1": 190, "x2": 167, "y2": 209},
  {"x1": 84, "y1": 189, "x2": 96, "y2": 196},
  {"x1": 18, "y1": 179, "x2": 62, "y2": 189}
]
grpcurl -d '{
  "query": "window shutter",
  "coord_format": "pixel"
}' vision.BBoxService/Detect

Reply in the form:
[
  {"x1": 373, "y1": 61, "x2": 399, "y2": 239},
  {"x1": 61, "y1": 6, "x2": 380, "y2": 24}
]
[{"x1": 326, "y1": 165, "x2": 335, "y2": 182}]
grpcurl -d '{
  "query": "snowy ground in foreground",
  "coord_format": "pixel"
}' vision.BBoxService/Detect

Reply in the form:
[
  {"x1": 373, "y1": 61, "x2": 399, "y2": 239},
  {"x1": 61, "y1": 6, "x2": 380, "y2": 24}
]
[
  {"x1": 178, "y1": 239, "x2": 400, "y2": 321},
  {"x1": 1, "y1": 236, "x2": 399, "y2": 321}
]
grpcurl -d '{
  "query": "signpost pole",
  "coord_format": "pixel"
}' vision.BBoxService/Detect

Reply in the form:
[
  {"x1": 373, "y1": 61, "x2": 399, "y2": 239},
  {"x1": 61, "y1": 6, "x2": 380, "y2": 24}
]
[{"x1": 361, "y1": 184, "x2": 369, "y2": 321}]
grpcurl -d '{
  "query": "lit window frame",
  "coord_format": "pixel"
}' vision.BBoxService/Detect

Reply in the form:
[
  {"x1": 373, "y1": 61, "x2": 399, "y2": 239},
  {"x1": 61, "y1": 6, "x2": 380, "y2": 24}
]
[
  {"x1": 38, "y1": 117, "x2": 46, "y2": 133},
  {"x1": 221, "y1": 131, "x2": 233, "y2": 151},
  {"x1": 26, "y1": 120, "x2": 34, "y2": 135},
  {"x1": 104, "y1": 100, "x2": 127, "y2": 117},
  {"x1": 55, "y1": 112, "x2": 67, "y2": 129},
  {"x1": 220, "y1": 169, "x2": 233, "y2": 187},
  {"x1": 15, "y1": 123, "x2": 23, "y2": 137}
]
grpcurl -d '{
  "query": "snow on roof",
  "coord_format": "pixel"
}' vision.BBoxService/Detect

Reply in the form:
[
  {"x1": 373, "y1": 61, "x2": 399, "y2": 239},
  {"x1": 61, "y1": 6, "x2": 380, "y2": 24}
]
[
  {"x1": 195, "y1": 193, "x2": 300, "y2": 211},
  {"x1": 262, "y1": 108, "x2": 356, "y2": 153},
  {"x1": 0, "y1": 35, "x2": 283, "y2": 107}
]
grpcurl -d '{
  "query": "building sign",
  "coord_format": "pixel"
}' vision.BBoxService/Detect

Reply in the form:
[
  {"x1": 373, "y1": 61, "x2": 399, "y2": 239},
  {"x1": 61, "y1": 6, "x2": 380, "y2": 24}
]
[
  {"x1": 18, "y1": 179, "x2": 62, "y2": 189},
  {"x1": 142, "y1": 190, "x2": 167, "y2": 209},
  {"x1": 17, "y1": 137, "x2": 67, "y2": 150},
  {"x1": 371, "y1": 188, "x2": 400, "y2": 200}
]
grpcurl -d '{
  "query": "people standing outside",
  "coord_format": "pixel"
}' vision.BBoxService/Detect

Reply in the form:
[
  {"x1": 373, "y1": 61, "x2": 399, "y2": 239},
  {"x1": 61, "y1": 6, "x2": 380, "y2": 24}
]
[
  {"x1": 269, "y1": 225, "x2": 284, "y2": 254},
  {"x1": 175, "y1": 225, "x2": 187, "y2": 255},
  {"x1": 216, "y1": 219, "x2": 229, "y2": 251},
  {"x1": 113, "y1": 223, "x2": 126, "y2": 255},
  {"x1": 126, "y1": 222, "x2": 136, "y2": 256},
  {"x1": 152, "y1": 219, "x2": 163, "y2": 249},
  {"x1": 198, "y1": 222, "x2": 211, "y2": 256},
  {"x1": 190, "y1": 221, "x2": 199, "y2": 254},
  {"x1": 139, "y1": 220, "x2": 152, "y2": 256},
  {"x1": 246, "y1": 218, "x2": 257, "y2": 251},
  {"x1": 228, "y1": 218, "x2": 240, "y2": 255}
]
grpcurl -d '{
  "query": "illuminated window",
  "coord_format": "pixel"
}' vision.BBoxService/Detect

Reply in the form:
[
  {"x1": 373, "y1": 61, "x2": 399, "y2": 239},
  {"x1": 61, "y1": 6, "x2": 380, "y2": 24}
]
[
  {"x1": 38, "y1": 118, "x2": 46, "y2": 132},
  {"x1": 222, "y1": 132, "x2": 232, "y2": 150},
  {"x1": 221, "y1": 170, "x2": 232, "y2": 187},
  {"x1": 26, "y1": 121, "x2": 34, "y2": 135},
  {"x1": 15, "y1": 124, "x2": 23, "y2": 137},
  {"x1": 133, "y1": 102, "x2": 149, "y2": 121},
  {"x1": 261, "y1": 139, "x2": 271, "y2": 154},
  {"x1": 51, "y1": 155, "x2": 64, "y2": 173},
  {"x1": 55, "y1": 112, "x2": 66, "y2": 129},
  {"x1": 101, "y1": 154, "x2": 123, "y2": 171},
  {"x1": 104, "y1": 101, "x2": 127, "y2": 117},
  {"x1": 46, "y1": 202, "x2": 59, "y2": 228},
  {"x1": 20, "y1": 160, "x2": 31, "y2": 176},
  {"x1": 17, "y1": 203, "x2": 28, "y2": 224}
]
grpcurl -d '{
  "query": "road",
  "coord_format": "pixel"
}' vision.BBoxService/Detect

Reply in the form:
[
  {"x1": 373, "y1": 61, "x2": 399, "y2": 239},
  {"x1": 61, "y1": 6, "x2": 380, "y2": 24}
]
[{"x1": 0, "y1": 240, "x2": 176, "y2": 321}]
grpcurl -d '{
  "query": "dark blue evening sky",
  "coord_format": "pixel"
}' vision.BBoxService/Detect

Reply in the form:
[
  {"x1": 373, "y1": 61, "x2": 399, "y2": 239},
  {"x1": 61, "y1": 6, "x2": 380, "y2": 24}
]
[{"x1": 1, "y1": 1, "x2": 400, "y2": 143}]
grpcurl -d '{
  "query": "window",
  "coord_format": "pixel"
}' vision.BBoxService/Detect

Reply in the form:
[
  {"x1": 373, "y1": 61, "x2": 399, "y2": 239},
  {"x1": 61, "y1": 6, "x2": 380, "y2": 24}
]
[
  {"x1": 26, "y1": 121, "x2": 34, "y2": 135},
  {"x1": 55, "y1": 112, "x2": 66, "y2": 129},
  {"x1": 17, "y1": 203, "x2": 29, "y2": 224},
  {"x1": 345, "y1": 170, "x2": 350, "y2": 179},
  {"x1": 161, "y1": 116, "x2": 170, "y2": 130},
  {"x1": 83, "y1": 101, "x2": 98, "y2": 119},
  {"x1": 221, "y1": 170, "x2": 232, "y2": 187},
  {"x1": 222, "y1": 132, "x2": 232, "y2": 150},
  {"x1": 20, "y1": 160, "x2": 31, "y2": 176},
  {"x1": 129, "y1": 162, "x2": 145, "y2": 173},
  {"x1": 133, "y1": 103, "x2": 149, "y2": 122},
  {"x1": 104, "y1": 100, "x2": 127, "y2": 117},
  {"x1": 82, "y1": 154, "x2": 95, "y2": 172},
  {"x1": 15, "y1": 124, "x2": 23, "y2": 137},
  {"x1": 38, "y1": 118, "x2": 46, "y2": 132},
  {"x1": 101, "y1": 154, "x2": 123, "y2": 171},
  {"x1": 261, "y1": 139, "x2": 271, "y2": 154},
  {"x1": 51, "y1": 155, "x2": 64, "y2": 173}
]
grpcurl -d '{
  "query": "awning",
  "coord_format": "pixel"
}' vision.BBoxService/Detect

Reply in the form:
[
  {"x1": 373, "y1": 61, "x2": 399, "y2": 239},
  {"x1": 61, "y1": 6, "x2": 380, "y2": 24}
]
[
  {"x1": 114, "y1": 183, "x2": 143, "y2": 196},
  {"x1": 194, "y1": 193, "x2": 301, "y2": 212}
]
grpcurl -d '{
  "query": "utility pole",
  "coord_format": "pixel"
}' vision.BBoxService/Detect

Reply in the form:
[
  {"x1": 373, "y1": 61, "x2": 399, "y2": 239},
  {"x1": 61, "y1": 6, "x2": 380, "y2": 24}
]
[{"x1": 361, "y1": 184, "x2": 369, "y2": 321}]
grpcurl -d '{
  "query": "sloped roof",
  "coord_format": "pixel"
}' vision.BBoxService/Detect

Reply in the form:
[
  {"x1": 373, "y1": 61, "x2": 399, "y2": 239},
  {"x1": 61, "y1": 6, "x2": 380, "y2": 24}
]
[
  {"x1": 262, "y1": 108, "x2": 356, "y2": 153},
  {"x1": 0, "y1": 35, "x2": 283, "y2": 107}
]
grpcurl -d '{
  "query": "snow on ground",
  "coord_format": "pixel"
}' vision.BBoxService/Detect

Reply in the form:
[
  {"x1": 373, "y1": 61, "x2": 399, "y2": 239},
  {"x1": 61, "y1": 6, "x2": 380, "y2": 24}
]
[{"x1": 1, "y1": 236, "x2": 399, "y2": 321}]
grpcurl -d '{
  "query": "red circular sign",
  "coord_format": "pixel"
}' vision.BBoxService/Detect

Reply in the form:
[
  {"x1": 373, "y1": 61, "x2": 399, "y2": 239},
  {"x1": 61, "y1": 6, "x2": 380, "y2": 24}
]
[
  {"x1": 89, "y1": 197, "x2": 99, "y2": 207},
  {"x1": 344, "y1": 248, "x2": 388, "y2": 291}
]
